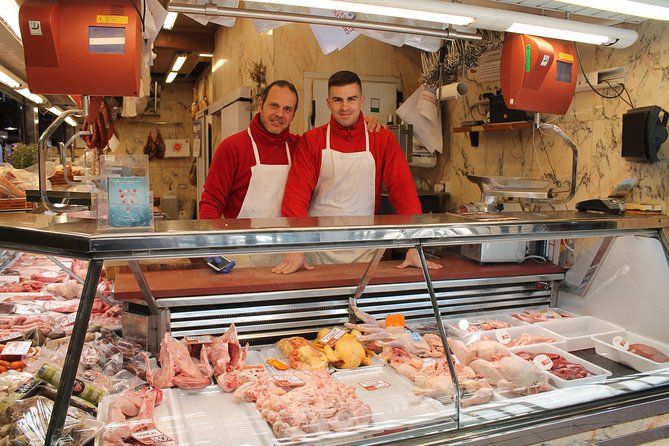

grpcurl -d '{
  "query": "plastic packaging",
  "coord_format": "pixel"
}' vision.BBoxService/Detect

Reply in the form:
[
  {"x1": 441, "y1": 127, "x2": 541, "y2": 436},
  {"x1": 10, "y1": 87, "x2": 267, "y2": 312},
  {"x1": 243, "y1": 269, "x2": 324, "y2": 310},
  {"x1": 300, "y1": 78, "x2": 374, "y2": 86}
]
[
  {"x1": 538, "y1": 317, "x2": 624, "y2": 351},
  {"x1": 37, "y1": 363, "x2": 107, "y2": 404},
  {"x1": 592, "y1": 331, "x2": 669, "y2": 372}
]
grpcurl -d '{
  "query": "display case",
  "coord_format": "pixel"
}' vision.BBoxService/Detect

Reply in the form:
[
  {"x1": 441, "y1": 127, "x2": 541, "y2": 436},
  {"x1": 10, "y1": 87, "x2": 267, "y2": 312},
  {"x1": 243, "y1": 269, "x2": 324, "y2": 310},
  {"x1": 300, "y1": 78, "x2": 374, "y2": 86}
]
[{"x1": 0, "y1": 211, "x2": 668, "y2": 445}]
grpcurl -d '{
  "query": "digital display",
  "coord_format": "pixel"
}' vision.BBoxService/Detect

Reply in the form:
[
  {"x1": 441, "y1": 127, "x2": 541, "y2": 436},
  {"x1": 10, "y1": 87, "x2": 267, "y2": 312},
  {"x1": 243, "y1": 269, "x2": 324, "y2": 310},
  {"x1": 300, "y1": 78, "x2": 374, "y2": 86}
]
[
  {"x1": 556, "y1": 60, "x2": 572, "y2": 83},
  {"x1": 89, "y1": 26, "x2": 126, "y2": 54}
]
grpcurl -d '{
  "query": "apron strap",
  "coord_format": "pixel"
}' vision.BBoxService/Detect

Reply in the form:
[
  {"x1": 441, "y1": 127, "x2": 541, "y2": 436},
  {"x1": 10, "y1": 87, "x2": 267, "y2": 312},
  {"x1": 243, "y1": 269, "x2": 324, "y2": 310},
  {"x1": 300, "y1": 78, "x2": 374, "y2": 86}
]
[{"x1": 247, "y1": 128, "x2": 261, "y2": 165}]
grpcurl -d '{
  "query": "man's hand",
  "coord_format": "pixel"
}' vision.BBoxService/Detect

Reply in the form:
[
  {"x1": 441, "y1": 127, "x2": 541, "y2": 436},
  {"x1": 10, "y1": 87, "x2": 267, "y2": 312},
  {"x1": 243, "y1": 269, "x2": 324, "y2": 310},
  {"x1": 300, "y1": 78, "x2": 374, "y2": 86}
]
[
  {"x1": 396, "y1": 248, "x2": 443, "y2": 270},
  {"x1": 364, "y1": 115, "x2": 386, "y2": 132},
  {"x1": 272, "y1": 252, "x2": 313, "y2": 274}
]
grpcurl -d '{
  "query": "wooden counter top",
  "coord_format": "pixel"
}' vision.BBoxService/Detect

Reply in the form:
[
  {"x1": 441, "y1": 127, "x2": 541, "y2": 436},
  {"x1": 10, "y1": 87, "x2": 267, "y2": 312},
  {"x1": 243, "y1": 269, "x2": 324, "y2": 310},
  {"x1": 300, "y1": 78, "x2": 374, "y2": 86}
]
[{"x1": 113, "y1": 256, "x2": 565, "y2": 300}]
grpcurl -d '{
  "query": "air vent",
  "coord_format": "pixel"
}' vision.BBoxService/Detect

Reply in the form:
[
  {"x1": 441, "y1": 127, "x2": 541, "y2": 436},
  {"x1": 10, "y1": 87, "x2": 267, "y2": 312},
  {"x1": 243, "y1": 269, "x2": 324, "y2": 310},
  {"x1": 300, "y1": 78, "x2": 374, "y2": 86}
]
[{"x1": 109, "y1": 4, "x2": 126, "y2": 15}]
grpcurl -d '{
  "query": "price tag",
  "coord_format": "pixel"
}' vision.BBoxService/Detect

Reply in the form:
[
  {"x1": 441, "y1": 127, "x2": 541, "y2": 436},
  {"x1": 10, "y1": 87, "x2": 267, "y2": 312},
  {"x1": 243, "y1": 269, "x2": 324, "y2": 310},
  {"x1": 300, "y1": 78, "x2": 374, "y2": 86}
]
[
  {"x1": 184, "y1": 335, "x2": 213, "y2": 345},
  {"x1": 243, "y1": 365, "x2": 266, "y2": 377},
  {"x1": 1, "y1": 341, "x2": 31, "y2": 356},
  {"x1": 64, "y1": 313, "x2": 77, "y2": 326},
  {"x1": 495, "y1": 330, "x2": 511, "y2": 345},
  {"x1": 130, "y1": 428, "x2": 173, "y2": 444},
  {"x1": 318, "y1": 328, "x2": 346, "y2": 346},
  {"x1": 0, "y1": 332, "x2": 23, "y2": 343},
  {"x1": 457, "y1": 319, "x2": 470, "y2": 331},
  {"x1": 533, "y1": 354, "x2": 554, "y2": 370},
  {"x1": 273, "y1": 375, "x2": 305, "y2": 387},
  {"x1": 359, "y1": 379, "x2": 390, "y2": 391},
  {"x1": 612, "y1": 336, "x2": 629, "y2": 351}
]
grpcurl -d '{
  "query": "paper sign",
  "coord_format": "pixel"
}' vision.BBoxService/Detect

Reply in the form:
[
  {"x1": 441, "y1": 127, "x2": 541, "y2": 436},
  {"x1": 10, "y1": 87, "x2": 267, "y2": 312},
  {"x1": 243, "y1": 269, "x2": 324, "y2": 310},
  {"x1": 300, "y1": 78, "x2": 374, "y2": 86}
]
[
  {"x1": 612, "y1": 336, "x2": 629, "y2": 351},
  {"x1": 185, "y1": 335, "x2": 213, "y2": 345},
  {"x1": 164, "y1": 139, "x2": 191, "y2": 158},
  {"x1": 495, "y1": 330, "x2": 511, "y2": 345},
  {"x1": 457, "y1": 319, "x2": 470, "y2": 331},
  {"x1": 64, "y1": 313, "x2": 78, "y2": 326},
  {"x1": 1, "y1": 341, "x2": 31, "y2": 356},
  {"x1": 273, "y1": 375, "x2": 305, "y2": 387},
  {"x1": 319, "y1": 328, "x2": 346, "y2": 346},
  {"x1": 533, "y1": 354, "x2": 553, "y2": 370},
  {"x1": 359, "y1": 379, "x2": 390, "y2": 391},
  {"x1": 130, "y1": 428, "x2": 173, "y2": 444},
  {"x1": 0, "y1": 332, "x2": 23, "y2": 343},
  {"x1": 243, "y1": 365, "x2": 266, "y2": 377}
]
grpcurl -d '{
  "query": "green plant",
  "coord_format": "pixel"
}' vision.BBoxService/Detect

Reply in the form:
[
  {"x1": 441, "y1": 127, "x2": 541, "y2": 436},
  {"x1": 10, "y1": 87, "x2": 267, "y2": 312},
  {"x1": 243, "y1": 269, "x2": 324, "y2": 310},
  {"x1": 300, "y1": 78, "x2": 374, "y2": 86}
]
[{"x1": 8, "y1": 143, "x2": 38, "y2": 169}]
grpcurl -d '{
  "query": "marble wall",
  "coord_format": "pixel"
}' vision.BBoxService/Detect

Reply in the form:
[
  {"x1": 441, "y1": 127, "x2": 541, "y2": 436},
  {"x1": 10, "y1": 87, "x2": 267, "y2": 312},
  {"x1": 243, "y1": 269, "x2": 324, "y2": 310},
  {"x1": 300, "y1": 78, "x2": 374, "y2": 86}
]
[
  {"x1": 112, "y1": 83, "x2": 197, "y2": 218},
  {"x1": 433, "y1": 21, "x2": 669, "y2": 211}
]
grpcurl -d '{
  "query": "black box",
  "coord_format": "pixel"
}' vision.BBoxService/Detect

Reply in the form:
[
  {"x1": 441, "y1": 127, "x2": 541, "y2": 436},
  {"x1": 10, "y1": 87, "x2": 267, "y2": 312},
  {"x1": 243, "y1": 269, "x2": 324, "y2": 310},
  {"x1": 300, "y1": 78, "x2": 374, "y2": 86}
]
[{"x1": 489, "y1": 94, "x2": 529, "y2": 123}]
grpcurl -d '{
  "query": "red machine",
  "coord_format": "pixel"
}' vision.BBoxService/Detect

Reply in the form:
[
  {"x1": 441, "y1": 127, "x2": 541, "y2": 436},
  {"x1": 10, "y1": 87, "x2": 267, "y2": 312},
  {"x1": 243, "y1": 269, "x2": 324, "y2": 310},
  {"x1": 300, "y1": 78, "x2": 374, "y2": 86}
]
[
  {"x1": 501, "y1": 33, "x2": 578, "y2": 115},
  {"x1": 19, "y1": 0, "x2": 141, "y2": 96}
]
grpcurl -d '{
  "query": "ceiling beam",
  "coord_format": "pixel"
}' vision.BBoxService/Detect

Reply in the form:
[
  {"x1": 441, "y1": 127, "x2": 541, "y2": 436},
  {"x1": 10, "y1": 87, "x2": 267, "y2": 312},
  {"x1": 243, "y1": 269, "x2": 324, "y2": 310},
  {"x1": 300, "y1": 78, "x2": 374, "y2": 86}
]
[{"x1": 153, "y1": 29, "x2": 215, "y2": 53}]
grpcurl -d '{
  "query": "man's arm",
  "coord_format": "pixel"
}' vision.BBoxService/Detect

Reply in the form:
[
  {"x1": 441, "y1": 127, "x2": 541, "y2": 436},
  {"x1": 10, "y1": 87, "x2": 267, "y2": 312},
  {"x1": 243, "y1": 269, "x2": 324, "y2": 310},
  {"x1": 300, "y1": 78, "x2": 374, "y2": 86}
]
[
  {"x1": 281, "y1": 133, "x2": 321, "y2": 218},
  {"x1": 199, "y1": 141, "x2": 236, "y2": 219},
  {"x1": 378, "y1": 131, "x2": 422, "y2": 215}
]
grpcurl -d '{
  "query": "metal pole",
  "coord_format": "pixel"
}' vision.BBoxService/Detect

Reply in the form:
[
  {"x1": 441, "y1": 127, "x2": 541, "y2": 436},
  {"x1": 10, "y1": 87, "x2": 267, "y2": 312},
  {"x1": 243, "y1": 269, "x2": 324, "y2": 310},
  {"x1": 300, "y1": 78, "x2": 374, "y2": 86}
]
[{"x1": 45, "y1": 259, "x2": 103, "y2": 445}]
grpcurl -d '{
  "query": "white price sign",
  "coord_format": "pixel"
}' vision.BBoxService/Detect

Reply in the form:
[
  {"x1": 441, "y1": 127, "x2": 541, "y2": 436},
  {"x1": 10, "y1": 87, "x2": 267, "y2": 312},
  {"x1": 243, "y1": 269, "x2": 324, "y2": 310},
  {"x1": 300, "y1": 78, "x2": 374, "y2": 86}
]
[
  {"x1": 533, "y1": 354, "x2": 554, "y2": 370},
  {"x1": 1, "y1": 341, "x2": 32, "y2": 356},
  {"x1": 185, "y1": 335, "x2": 213, "y2": 345},
  {"x1": 130, "y1": 428, "x2": 173, "y2": 444},
  {"x1": 359, "y1": 379, "x2": 390, "y2": 391},
  {"x1": 612, "y1": 336, "x2": 629, "y2": 351},
  {"x1": 495, "y1": 330, "x2": 511, "y2": 345},
  {"x1": 318, "y1": 328, "x2": 346, "y2": 346},
  {"x1": 273, "y1": 375, "x2": 305, "y2": 387}
]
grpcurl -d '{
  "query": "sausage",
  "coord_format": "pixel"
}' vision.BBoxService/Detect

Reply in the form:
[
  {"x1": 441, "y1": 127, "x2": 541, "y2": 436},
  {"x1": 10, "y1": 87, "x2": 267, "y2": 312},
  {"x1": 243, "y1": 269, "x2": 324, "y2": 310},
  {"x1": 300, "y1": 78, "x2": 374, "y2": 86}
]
[
  {"x1": 102, "y1": 101, "x2": 114, "y2": 139},
  {"x1": 97, "y1": 114, "x2": 108, "y2": 149}
]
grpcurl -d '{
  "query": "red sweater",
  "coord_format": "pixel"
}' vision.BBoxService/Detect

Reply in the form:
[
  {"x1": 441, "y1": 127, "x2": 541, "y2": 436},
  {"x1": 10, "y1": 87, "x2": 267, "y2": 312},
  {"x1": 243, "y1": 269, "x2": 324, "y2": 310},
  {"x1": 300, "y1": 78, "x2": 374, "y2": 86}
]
[
  {"x1": 282, "y1": 114, "x2": 421, "y2": 218},
  {"x1": 199, "y1": 114, "x2": 299, "y2": 219}
]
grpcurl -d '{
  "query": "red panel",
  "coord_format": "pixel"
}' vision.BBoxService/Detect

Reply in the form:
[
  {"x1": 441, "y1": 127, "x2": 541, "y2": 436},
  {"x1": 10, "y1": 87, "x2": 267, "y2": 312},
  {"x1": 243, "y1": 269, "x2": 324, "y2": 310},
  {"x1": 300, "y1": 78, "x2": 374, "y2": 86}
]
[
  {"x1": 501, "y1": 33, "x2": 578, "y2": 115},
  {"x1": 19, "y1": 0, "x2": 141, "y2": 96}
]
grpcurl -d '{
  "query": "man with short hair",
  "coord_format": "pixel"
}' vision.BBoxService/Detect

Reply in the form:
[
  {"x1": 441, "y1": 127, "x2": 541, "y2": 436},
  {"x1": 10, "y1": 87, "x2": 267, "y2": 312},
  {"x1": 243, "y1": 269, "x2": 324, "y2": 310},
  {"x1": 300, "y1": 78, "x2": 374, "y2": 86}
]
[{"x1": 273, "y1": 71, "x2": 442, "y2": 274}]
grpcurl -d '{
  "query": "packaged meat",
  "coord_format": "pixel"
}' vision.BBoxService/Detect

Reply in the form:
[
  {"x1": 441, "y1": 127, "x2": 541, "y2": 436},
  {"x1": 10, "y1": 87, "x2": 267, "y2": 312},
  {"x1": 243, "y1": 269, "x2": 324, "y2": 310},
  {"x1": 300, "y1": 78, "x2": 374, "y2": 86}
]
[
  {"x1": 510, "y1": 307, "x2": 577, "y2": 324},
  {"x1": 593, "y1": 331, "x2": 669, "y2": 372},
  {"x1": 538, "y1": 317, "x2": 624, "y2": 351},
  {"x1": 511, "y1": 343, "x2": 611, "y2": 388}
]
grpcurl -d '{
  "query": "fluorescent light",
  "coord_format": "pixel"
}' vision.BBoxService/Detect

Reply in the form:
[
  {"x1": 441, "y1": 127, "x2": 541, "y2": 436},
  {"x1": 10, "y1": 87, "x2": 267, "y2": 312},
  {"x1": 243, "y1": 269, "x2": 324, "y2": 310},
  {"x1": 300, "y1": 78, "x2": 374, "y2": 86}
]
[
  {"x1": 199, "y1": 53, "x2": 213, "y2": 57},
  {"x1": 165, "y1": 72, "x2": 178, "y2": 83},
  {"x1": 48, "y1": 106, "x2": 63, "y2": 116},
  {"x1": 558, "y1": 0, "x2": 669, "y2": 21},
  {"x1": 164, "y1": 11, "x2": 178, "y2": 29},
  {"x1": 64, "y1": 116, "x2": 77, "y2": 127},
  {"x1": 243, "y1": 0, "x2": 474, "y2": 26},
  {"x1": 16, "y1": 88, "x2": 45, "y2": 104},
  {"x1": 506, "y1": 23, "x2": 610, "y2": 45},
  {"x1": 0, "y1": 69, "x2": 20, "y2": 89},
  {"x1": 0, "y1": 0, "x2": 21, "y2": 39},
  {"x1": 171, "y1": 54, "x2": 187, "y2": 72},
  {"x1": 34, "y1": 118, "x2": 39, "y2": 125}
]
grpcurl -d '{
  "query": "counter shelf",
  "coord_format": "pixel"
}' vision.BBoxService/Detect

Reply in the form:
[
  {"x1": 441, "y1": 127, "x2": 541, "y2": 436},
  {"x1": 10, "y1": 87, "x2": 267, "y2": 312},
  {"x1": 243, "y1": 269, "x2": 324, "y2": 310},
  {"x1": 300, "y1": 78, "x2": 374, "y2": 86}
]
[{"x1": 0, "y1": 212, "x2": 667, "y2": 445}]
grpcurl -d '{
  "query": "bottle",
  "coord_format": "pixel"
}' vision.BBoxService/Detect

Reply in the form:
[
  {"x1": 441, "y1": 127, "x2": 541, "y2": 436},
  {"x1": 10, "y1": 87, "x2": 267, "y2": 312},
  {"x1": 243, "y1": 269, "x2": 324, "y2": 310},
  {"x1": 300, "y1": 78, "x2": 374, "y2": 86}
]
[{"x1": 37, "y1": 363, "x2": 107, "y2": 404}]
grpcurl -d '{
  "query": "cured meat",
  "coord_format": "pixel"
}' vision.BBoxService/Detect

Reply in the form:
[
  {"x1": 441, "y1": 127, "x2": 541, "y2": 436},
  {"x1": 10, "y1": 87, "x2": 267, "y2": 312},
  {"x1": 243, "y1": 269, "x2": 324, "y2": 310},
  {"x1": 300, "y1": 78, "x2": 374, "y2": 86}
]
[
  {"x1": 154, "y1": 129, "x2": 166, "y2": 158},
  {"x1": 143, "y1": 131, "x2": 157, "y2": 159},
  {"x1": 628, "y1": 343, "x2": 669, "y2": 363}
]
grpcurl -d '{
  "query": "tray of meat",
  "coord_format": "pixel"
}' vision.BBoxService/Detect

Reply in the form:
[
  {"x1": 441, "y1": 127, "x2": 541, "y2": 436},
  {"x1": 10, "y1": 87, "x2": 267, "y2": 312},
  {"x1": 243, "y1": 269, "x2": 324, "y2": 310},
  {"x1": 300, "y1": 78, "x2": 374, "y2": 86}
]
[
  {"x1": 508, "y1": 307, "x2": 578, "y2": 324},
  {"x1": 465, "y1": 325, "x2": 566, "y2": 349},
  {"x1": 538, "y1": 317, "x2": 624, "y2": 351},
  {"x1": 592, "y1": 331, "x2": 669, "y2": 372},
  {"x1": 332, "y1": 365, "x2": 453, "y2": 429},
  {"x1": 442, "y1": 313, "x2": 527, "y2": 338},
  {"x1": 512, "y1": 344, "x2": 611, "y2": 388}
]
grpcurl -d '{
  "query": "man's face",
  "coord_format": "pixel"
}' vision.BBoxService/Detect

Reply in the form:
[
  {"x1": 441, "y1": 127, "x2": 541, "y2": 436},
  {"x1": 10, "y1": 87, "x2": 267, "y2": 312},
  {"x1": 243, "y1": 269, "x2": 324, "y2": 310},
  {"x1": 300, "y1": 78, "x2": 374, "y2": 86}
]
[
  {"x1": 258, "y1": 86, "x2": 298, "y2": 135},
  {"x1": 327, "y1": 83, "x2": 364, "y2": 128}
]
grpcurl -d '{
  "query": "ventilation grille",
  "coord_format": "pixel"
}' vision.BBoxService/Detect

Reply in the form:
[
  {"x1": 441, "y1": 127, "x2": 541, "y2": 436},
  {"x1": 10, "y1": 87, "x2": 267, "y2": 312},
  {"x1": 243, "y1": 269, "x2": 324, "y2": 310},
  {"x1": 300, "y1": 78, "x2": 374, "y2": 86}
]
[{"x1": 109, "y1": 3, "x2": 126, "y2": 16}]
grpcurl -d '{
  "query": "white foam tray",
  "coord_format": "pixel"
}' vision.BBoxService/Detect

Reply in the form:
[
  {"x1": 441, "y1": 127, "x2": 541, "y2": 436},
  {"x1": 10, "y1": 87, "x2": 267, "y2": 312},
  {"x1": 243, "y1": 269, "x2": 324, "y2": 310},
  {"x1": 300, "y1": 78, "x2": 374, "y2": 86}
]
[
  {"x1": 592, "y1": 331, "x2": 669, "y2": 373},
  {"x1": 464, "y1": 324, "x2": 566, "y2": 349},
  {"x1": 511, "y1": 343, "x2": 611, "y2": 388},
  {"x1": 537, "y1": 316, "x2": 624, "y2": 351},
  {"x1": 332, "y1": 365, "x2": 453, "y2": 429},
  {"x1": 443, "y1": 313, "x2": 527, "y2": 338}
]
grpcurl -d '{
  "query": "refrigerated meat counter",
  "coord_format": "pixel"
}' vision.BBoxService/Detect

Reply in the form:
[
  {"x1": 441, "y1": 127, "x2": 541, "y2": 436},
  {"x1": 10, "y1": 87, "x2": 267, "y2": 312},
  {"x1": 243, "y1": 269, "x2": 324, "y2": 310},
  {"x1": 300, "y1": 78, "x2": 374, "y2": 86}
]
[{"x1": 0, "y1": 211, "x2": 668, "y2": 445}]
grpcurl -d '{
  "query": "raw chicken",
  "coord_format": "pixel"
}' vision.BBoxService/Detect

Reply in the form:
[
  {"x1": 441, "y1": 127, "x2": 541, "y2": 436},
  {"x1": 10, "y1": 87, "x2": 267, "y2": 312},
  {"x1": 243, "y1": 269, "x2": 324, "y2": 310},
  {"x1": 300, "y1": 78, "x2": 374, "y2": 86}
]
[
  {"x1": 144, "y1": 333, "x2": 212, "y2": 389},
  {"x1": 209, "y1": 323, "x2": 250, "y2": 391},
  {"x1": 379, "y1": 347, "x2": 424, "y2": 381},
  {"x1": 480, "y1": 332, "x2": 556, "y2": 347},
  {"x1": 512, "y1": 309, "x2": 572, "y2": 323},
  {"x1": 629, "y1": 343, "x2": 669, "y2": 363},
  {"x1": 277, "y1": 337, "x2": 328, "y2": 371},
  {"x1": 100, "y1": 387, "x2": 163, "y2": 446},
  {"x1": 414, "y1": 359, "x2": 494, "y2": 407},
  {"x1": 469, "y1": 356, "x2": 549, "y2": 395},
  {"x1": 464, "y1": 340, "x2": 510, "y2": 364}
]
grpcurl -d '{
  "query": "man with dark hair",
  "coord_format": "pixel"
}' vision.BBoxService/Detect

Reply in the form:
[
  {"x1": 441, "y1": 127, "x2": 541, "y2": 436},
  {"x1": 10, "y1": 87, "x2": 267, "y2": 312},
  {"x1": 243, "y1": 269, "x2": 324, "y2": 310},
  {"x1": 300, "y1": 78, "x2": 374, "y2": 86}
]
[{"x1": 273, "y1": 70, "x2": 442, "y2": 274}]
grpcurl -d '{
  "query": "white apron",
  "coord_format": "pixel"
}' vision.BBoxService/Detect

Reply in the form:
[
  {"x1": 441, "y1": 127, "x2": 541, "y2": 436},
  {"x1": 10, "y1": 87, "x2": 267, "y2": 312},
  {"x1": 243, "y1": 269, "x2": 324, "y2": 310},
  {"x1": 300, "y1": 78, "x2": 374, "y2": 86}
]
[
  {"x1": 309, "y1": 122, "x2": 376, "y2": 265},
  {"x1": 234, "y1": 128, "x2": 291, "y2": 267}
]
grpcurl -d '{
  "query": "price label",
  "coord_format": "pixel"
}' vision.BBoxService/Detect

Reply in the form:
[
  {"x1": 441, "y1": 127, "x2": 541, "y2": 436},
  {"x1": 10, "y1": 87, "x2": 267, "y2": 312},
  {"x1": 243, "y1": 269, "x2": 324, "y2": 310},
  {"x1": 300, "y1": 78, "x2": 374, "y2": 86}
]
[
  {"x1": 457, "y1": 319, "x2": 470, "y2": 331},
  {"x1": 0, "y1": 332, "x2": 23, "y2": 343},
  {"x1": 64, "y1": 313, "x2": 77, "y2": 326},
  {"x1": 243, "y1": 365, "x2": 266, "y2": 377},
  {"x1": 533, "y1": 354, "x2": 554, "y2": 370},
  {"x1": 185, "y1": 335, "x2": 213, "y2": 345},
  {"x1": 1, "y1": 341, "x2": 31, "y2": 356},
  {"x1": 612, "y1": 336, "x2": 629, "y2": 351},
  {"x1": 273, "y1": 375, "x2": 305, "y2": 387},
  {"x1": 130, "y1": 428, "x2": 173, "y2": 444},
  {"x1": 359, "y1": 379, "x2": 390, "y2": 391},
  {"x1": 318, "y1": 328, "x2": 346, "y2": 346},
  {"x1": 495, "y1": 330, "x2": 511, "y2": 345}
]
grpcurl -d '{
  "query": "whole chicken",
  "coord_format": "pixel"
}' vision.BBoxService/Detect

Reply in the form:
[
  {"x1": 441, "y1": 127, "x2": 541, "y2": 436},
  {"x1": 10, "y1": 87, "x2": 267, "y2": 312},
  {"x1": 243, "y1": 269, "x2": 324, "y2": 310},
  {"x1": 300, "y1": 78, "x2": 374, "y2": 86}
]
[
  {"x1": 469, "y1": 356, "x2": 548, "y2": 395},
  {"x1": 316, "y1": 328, "x2": 370, "y2": 369},
  {"x1": 464, "y1": 340, "x2": 510, "y2": 365},
  {"x1": 277, "y1": 336, "x2": 328, "y2": 371}
]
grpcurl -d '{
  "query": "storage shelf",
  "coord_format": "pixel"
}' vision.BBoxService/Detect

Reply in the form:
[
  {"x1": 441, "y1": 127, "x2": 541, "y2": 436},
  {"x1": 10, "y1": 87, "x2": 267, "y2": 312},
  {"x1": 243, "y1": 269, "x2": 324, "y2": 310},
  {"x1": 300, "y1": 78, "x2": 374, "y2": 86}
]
[{"x1": 452, "y1": 121, "x2": 533, "y2": 133}]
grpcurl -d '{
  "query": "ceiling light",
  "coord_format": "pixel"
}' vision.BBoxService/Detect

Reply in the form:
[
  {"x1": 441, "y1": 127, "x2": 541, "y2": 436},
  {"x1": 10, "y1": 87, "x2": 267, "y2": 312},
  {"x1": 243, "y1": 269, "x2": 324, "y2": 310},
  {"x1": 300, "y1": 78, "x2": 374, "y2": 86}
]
[
  {"x1": 164, "y1": 11, "x2": 178, "y2": 29},
  {"x1": 4, "y1": 127, "x2": 17, "y2": 131},
  {"x1": 165, "y1": 72, "x2": 178, "y2": 83},
  {"x1": 0, "y1": 69, "x2": 20, "y2": 89},
  {"x1": 506, "y1": 24, "x2": 610, "y2": 45},
  {"x1": 558, "y1": 0, "x2": 669, "y2": 21},
  {"x1": 171, "y1": 54, "x2": 187, "y2": 72},
  {"x1": 0, "y1": 0, "x2": 21, "y2": 39},
  {"x1": 199, "y1": 53, "x2": 213, "y2": 57},
  {"x1": 243, "y1": 0, "x2": 474, "y2": 26},
  {"x1": 16, "y1": 88, "x2": 45, "y2": 104}
]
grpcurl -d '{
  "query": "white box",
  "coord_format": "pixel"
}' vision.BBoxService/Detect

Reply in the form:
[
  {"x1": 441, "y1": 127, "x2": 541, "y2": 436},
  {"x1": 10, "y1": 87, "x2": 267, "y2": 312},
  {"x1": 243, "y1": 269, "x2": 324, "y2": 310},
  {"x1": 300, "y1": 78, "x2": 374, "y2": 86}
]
[
  {"x1": 511, "y1": 343, "x2": 611, "y2": 388},
  {"x1": 465, "y1": 324, "x2": 566, "y2": 349},
  {"x1": 538, "y1": 317, "x2": 624, "y2": 351},
  {"x1": 592, "y1": 331, "x2": 669, "y2": 372},
  {"x1": 443, "y1": 313, "x2": 527, "y2": 338}
]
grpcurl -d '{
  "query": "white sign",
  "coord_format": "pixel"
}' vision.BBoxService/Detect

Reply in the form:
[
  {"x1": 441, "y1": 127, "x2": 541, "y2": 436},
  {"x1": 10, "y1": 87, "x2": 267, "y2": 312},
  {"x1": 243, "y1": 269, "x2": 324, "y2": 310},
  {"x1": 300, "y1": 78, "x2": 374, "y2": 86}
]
[{"x1": 28, "y1": 21, "x2": 43, "y2": 36}]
